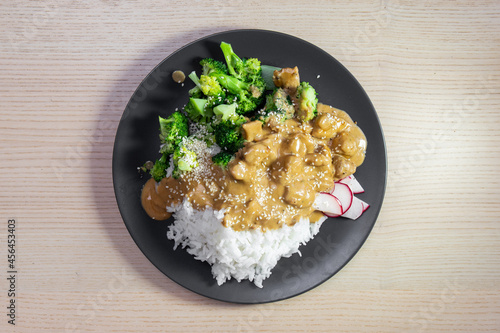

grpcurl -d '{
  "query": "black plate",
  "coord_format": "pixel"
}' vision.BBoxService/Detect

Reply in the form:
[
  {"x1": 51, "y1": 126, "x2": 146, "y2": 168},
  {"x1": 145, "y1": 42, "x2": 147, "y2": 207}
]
[{"x1": 112, "y1": 29, "x2": 386, "y2": 304}]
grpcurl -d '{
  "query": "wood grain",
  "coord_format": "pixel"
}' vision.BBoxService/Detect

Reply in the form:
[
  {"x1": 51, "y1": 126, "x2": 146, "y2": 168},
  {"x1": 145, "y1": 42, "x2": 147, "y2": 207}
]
[{"x1": 1, "y1": 0, "x2": 499, "y2": 332}]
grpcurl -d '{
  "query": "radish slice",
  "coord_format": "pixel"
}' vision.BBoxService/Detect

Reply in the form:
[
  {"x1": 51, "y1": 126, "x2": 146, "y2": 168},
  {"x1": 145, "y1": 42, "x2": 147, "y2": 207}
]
[
  {"x1": 338, "y1": 175, "x2": 364, "y2": 194},
  {"x1": 313, "y1": 192, "x2": 343, "y2": 217},
  {"x1": 341, "y1": 197, "x2": 369, "y2": 220},
  {"x1": 361, "y1": 201, "x2": 370, "y2": 212},
  {"x1": 330, "y1": 182, "x2": 353, "y2": 213}
]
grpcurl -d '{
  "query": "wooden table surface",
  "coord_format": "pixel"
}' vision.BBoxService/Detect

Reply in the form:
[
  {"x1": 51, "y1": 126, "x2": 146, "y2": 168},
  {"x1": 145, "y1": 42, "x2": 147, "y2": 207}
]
[{"x1": 1, "y1": 1, "x2": 499, "y2": 332}]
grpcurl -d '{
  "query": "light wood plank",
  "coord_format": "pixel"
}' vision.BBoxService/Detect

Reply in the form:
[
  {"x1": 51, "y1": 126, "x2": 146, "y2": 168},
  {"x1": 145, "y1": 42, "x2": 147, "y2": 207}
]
[{"x1": 1, "y1": 0, "x2": 499, "y2": 331}]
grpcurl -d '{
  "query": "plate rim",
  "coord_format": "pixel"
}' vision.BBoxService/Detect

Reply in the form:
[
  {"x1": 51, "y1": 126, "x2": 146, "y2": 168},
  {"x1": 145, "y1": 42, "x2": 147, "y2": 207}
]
[{"x1": 112, "y1": 28, "x2": 387, "y2": 304}]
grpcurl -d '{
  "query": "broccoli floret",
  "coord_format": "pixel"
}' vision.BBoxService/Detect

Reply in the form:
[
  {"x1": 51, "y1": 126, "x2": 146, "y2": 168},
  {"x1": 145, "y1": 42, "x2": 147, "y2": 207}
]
[
  {"x1": 212, "y1": 151, "x2": 235, "y2": 168},
  {"x1": 189, "y1": 122, "x2": 216, "y2": 147},
  {"x1": 213, "y1": 103, "x2": 237, "y2": 121},
  {"x1": 188, "y1": 86, "x2": 203, "y2": 98},
  {"x1": 172, "y1": 143, "x2": 198, "y2": 179},
  {"x1": 244, "y1": 63, "x2": 266, "y2": 99},
  {"x1": 184, "y1": 97, "x2": 213, "y2": 123},
  {"x1": 187, "y1": 71, "x2": 202, "y2": 95},
  {"x1": 209, "y1": 72, "x2": 249, "y2": 94},
  {"x1": 188, "y1": 70, "x2": 201, "y2": 87},
  {"x1": 241, "y1": 58, "x2": 266, "y2": 95},
  {"x1": 208, "y1": 73, "x2": 258, "y2": 114},
  {"x1": 219, "y1": 42, "x2": 264, "y2": 82},
  {"x1": 198, "y1": 75, "x2": 227, "y2": 110},
  {"x1": 149, "y1": 153, "x2": 169, "y2": 182},
  {"x1": 188, "y1": 71, "x2": 211, "y2": 97},
  {"x1": 208, "y1": 73, "x2": 264, "y2": 115},
  {"x1": 213, "y1": 103, "x2": 246, "y2": 125},
  {"x1": 242, "y1": 58, "x2": 261, "y2": 78},
  {"x1": 257, "y1": 88, "x2": 295, "y2": 123},
  {"x1": 213, "y1": 116, "x2": 246, "y2": 153},
  {"x1": 217, "y1": 42, "x2": 266, "y2": 114},
  {"x1": 296, "y1": 82, "x2": 318, "y2": 122},
  {"x1": 190, "y1": 70, "x2": 226, "y2": 99},
  {"x1": 199, "y1": 75, "x2": 224, "y2": 97},
  {"x1": 204, "y1": 132, "x2": 216, "y2": 147},
  {"x1": 212, "y1": 103, "x2": 249, "y2": 150},
  {"x1": 200, "y1": 58, "x2": 228, "y2": 76},
  {"x1": 220, "y1": 42, "x2": 244, "y2": 78},
  {"x1": 146, "y1": 112, "x2": 187, "y2": 181},
  {"x1": 189, "y1": 69, "x2": 227, "y2": 111},
  {"x1": 205, "y1": 94, "x2": 226, "y2": 110},
  {"x1": 158, "y1": 112, "x2": 189, "y2": 154},
  {"x1": 236, "y1": 91, "x2": 261, "y2": 114},
  {"x1": 219, "y1": 42, "x2": 265, "y2": 89},
  {"x1": 242, "y1": 80, "x2": 266, "y2": 115}
]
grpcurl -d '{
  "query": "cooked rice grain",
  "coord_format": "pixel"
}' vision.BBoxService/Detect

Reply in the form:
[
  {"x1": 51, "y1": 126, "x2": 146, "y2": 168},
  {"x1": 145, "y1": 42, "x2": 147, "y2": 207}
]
[{"x1": 166, "y1": 200, "x2": 326, "y2": 288}]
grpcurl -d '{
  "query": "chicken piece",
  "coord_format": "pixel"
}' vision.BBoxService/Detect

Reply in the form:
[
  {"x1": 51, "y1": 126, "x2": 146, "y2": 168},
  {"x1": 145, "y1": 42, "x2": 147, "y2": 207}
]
[
  {"x1": 332, "y1": 131, "x2": 357, "y2": 157},
  {"x1": 242, "y1": 120, "x2": 263, "y2": 142},
  {"x1": 332, "y1": 154, "x2": 356, "y2": 180},
  {"x1": 273, "y1": 67, "x2": 300, "y2": 93},
  {"x1": 284, "y1": 181, "x2": 315, "y2": 208},
  {"x1": 242, "y1": 143, "x2": 270, "y2": 165},
  {"x1": 229, "y1": 160, "x2": 251, "y2": 181}
]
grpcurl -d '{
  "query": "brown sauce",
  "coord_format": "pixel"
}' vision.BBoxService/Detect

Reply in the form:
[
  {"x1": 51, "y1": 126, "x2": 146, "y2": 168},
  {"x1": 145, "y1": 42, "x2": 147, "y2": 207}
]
[
  {"x1": 141, "y1": 102, "x2": 366, "y2": 232},
  {"x1": 171, "y1": 70, "x2": 186, "y2": 83}
]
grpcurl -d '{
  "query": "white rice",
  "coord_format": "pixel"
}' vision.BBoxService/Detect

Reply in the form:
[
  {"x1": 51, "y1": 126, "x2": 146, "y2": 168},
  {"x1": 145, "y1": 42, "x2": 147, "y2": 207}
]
[{"x1": 166, "y1": 200, "x2": 326, "y2": 288}]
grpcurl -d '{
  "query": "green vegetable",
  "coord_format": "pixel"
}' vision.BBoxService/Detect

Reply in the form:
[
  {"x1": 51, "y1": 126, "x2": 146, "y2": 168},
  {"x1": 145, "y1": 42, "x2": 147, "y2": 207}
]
[
  {"x1": 261, "y1": 65, "x2": 281, "y2": 90},
  {"x1": 198, "y1": 75, "x2": 227, "y2": 111},
  {"x1": 200, "y1": 58, "x2": 228, "y2": 76},
  {"x1": 235, "y1": 90, "x2": 262, "y2": 115},
  {"x1": 158, "y1": 112, "x2": 189, "y2": 154},
  {"x1": 188, "y1": 70, "x2": 227, "y2": 115},
  {"x1": 212, "y1": 151, "x2": 235, "y2": 168},
  {"x1": 208, "y1": 72, "x2": 250, "y2": 95},
  {"x1": 188, "y1": 86, "x2": 203, "y2": 98},
  {"x1": 149, "y1": 153, "x2": 169, "y2": 182},
  {"x1": 213, "y1": 115, "x2": 247, "y2": 153},
  {"x1": 257, "y1": 88, "x2": 295, "y2": 123},
  {"x1": 242, "y1": 58, "x2": 261, "y2": 80},
  {"x1": 296, "y1": 82, "x2": 318, "y2": 122},
  {"x1": 143, "y1": 42, "x2": 287, "y2": 182},
  {"x1": 199, "y1": 75, "x2": 225, "y2": 98},
  {"x1": 217, "y1": 42, "x2": 266, "y2": 114},
  {"x1": 172, "y1": 143, "x2": 198, "y2": 179},
  {"x1": 213, "y1": 103, "x2": 237, "y2": 121},
  {"x1": 184, "y1": 97, "x2": 212, "y2": 123},
  {"x1": 220, "y1": 42, "x2": 244, "y2": 78}
]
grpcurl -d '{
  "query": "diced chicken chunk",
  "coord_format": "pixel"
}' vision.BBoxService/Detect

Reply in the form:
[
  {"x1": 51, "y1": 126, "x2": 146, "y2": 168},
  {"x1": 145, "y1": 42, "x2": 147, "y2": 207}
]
[
  {"x1": 273, "y1": 67, "x2": 300, "y2": 92},
  {"x1": 242, "y1": 120, "x2": 263, "y2": 142}
]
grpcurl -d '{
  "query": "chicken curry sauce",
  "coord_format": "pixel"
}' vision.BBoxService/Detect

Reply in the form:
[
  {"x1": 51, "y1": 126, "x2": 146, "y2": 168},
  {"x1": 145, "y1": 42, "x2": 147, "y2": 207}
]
[{"x1": 142, "y1": 68, "x2": 367, "y2": 231}]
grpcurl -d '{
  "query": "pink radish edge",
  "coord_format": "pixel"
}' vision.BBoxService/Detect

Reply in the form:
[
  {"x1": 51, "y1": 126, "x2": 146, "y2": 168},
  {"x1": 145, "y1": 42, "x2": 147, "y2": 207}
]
[
  {"x1": 330, "y1": 182, "x2": 353, "y2": 213},
  {"x1": 338, "y1": 175, "x2": 365, "y2": 194},
  {"x1": 313, "y1": 192, "x2": 343, "y2": 218},
  {"x1": 341, "y1": 197, "x2": 364, "y2": 220}
]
